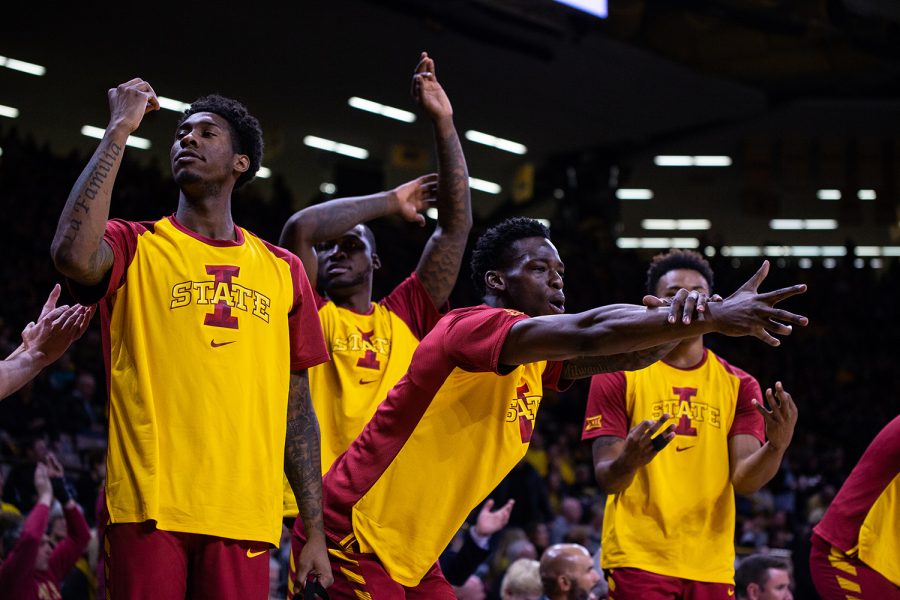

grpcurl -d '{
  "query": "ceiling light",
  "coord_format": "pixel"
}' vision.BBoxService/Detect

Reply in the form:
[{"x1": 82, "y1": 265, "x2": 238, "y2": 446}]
[
  {"x1": 769, "y1": 219, "x2": 838, "y2": 230},
  {"x1": 319, "y1": 182, "x2": 336, "y2": 194},
  {"x1": 816, "y1": 189, "x2": 841, "y2": 200},
  {"x1": 256, "y1": 167, "x2": 271, "y2": 179},
  {"x1": 654, "y1": 155, "x2": 732, "y2": 167},
  {"x1": 303, "y1": 135, "x2": 369, "y2": 160},
  {"x1": 641, "y1": 219, "x2": 710, "y2": 230},
  {"x1": 536, "y1": 218, "x2": 551, "y2": 228},
  {"x1": 0, "y1": 104, "x2": 19, "y2": 118},
  {"x1": 348, "y1": 97, "x2": 416, "y2": 123},
  {"x1": 157, "y1": 96, "x2": 191, "y2": 112},
  {"x1": 469, "y1": 177, "x2": 501, "y2": 194},
  {"x1": 425, "y1": 208, "x2": 438, "y2": 220},
  {"x1": 857, "y1": 189, "x2": 876, "y2": 200},
  {"x1": 80, "y1": 125, "x2": 151, "y2": 150},
  {"x1": 464, "y1": 130, "x2": 527, "y2": 155},
  {"x1": 616, "y1": 188, "x2": 653, "y2": 200},
  {"x1": 616, "y1": 237, "x2": 699, "y2": 249},
  {"x1": 0, "y1": 55, "x2": 46, "y2": 76}
]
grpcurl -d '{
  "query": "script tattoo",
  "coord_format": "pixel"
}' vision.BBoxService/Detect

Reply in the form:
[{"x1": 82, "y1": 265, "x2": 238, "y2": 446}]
[
  {"x1": 284, "y1": 371, "x2": 325, "y2": 535},
  {"x1": 63, "y1": 142, "x2": 121, "y2": 243},
  {"x1": 562, "y1": 343, "x2": 679, "y2": 379}
]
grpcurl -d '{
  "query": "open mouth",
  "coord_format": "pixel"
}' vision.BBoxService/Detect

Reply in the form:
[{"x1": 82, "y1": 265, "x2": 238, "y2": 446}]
[{"x1": 549, "y1": 296, "x2": 565, "y2": 313}]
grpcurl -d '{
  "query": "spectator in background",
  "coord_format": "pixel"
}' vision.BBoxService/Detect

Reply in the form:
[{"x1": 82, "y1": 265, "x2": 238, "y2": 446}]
[
  {"x1": 441, "y1": 498, "x2": 515, "y2": 586},
  {"x1": 500, "y1": 558, "x2": 542, "y2": 600},
  {"x1": 0, "y1": 456, "x2": 90, "y2": 599},
  {"x1": 735, "y1": 554, "x2": 794, "y2": 600},
  {"x1": 3, "y1": 434, "x2": 49, "y2": 514},
  {"x1": 539, "y1": 543, "x2": 602, "y2": 600}
]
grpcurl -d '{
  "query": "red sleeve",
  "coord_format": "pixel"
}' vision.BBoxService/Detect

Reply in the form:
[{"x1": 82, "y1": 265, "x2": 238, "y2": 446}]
[
  {"x1": 582, "y1": 372, "x2": 628, "y2": 441},
  {"x1": 0, "y1": 503, "x2": 48, "y2": 593},
  {"x1": 724, "y1": 362, "x2": 765, "y2": 443},
  {"x1": 66, "y1": 219, "x2": 146, "y2": 305},
  {"x1": 442, "y1": 307, "x2": 528, "y2": 374},
  {"x1": 380, "y1": 273, "x2": 445, "y2": 340},
  {"x1": 48, "y1": 504, "x2": 91, "y2": 583},
  {"x1": 286, "y1": 252, "x2": 330, "y2": 371}
]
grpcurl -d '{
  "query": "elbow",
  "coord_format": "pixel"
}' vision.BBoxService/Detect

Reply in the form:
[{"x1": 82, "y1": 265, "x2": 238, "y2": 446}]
[
  {"x1": 732, "y1": 476, "x2": 761, "y2": 497},
  {"x1": 50, "y1": 243, "x2": 80, "y2": 279}
]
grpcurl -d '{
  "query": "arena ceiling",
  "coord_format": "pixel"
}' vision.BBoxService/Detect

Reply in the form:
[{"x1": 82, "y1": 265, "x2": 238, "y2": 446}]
[{"x1": 2, "y1": 0, "x2": 900, "y2": 252}]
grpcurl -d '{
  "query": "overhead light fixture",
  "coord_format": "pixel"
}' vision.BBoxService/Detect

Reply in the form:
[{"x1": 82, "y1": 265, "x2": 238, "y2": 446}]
[
  {"x1": 256, "y1": 167, "x2": 271, "y2": 179},
  {"x1": 0, "y1": 104, "x2": 19, "y2": 119},
  {"x1": 0, "y1": 55, "x2": 46, "y2": 76},
  {"x1": 319, "y1": 182, "x2": 336, "y2": 194},
  {"x1": 303, "y1": 135, "x2": 369, "y2": 160},
  {"x1": 469, "y1": 177, "x2": 501, "y2": 194},
  {"x1": 348, "y1": 97, "x2": 416, "y2": 123},
  {"x1": 654, "y1": 155, "x2": 732, "y2": 167},
  {"x1": 616, "y1": 237, "x2": 699, "y2": 249},
  {"x1": 641, "y1": 219, "x2": 711, "y2": 230},
  {"x1": 536, "y1": 218, "x2": 551, "y2": 228},
  {"x1": 552, "y1": 0, "x2": 608, "y2": 19},
  {"x1": 425, "y1": 207, "x2": 438, "y2": 220},
  {"x1": 769, "y1": 219, "x2": 838, "y2": 230},
  {"x1": 857, "y1": 189, "x2": 876, "y2": 200},
  {"x1": 816, "y1": 189, "x2": 841, "y2": 200},
  {"x1": 157, "y1": 96, "x2": 191, "y2": 112},
  {"x1": 616, "y1": 188, "x2": 653, "y2": 200},
  {"x1": 464, "y1": 130, "x2": 527, "y2": 155},
  {"x1": 80, "y1": 125, "x2": 151, "y2": 150}
]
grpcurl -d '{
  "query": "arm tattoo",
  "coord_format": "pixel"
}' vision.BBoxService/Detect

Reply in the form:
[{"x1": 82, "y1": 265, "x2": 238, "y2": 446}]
[
  {"x1": 284, "y1": 371, "x2": 325, "y2": 535},
  {"x1": 418, "y1": 125, "x2": 472, "y2": 305},
  {"x1": 562, "y1": 343, "x2": 678, "y2": 379},
  {"x1": 60, "y1": 142, "x2": 122, "y2": 246}
]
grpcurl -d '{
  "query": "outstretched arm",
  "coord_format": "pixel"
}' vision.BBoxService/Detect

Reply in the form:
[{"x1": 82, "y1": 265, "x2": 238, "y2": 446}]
[
  {"x1": 1, "y1": 285, "x2": 93, "y2": 401},
  {"x1": 411, "y1": 52, "x2": 473, "y2": 307},
  {"x1": 730, "y1": 382, "x2": 798, "y2": 495},
  {"x1": 51, "y1": 78, "x2": 160, "y2": 285},
  {"x1": 279, "y1": 175, "x2": 438, "y2": 289},
  {"x1": 284, "y1": 370, "x2": 333, "y2": 589},
  {"x1": 561, "y1": 342, "x2": 680, "y2": 379},
  {"x1": 499, "y1": 261, "x2": 807, "y2": 367}
]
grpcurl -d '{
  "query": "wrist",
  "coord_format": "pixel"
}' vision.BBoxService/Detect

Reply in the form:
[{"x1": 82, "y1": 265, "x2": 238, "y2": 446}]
[
  {"x1": 105, "y1": 120, "x2": 136, "y2": 139},
  {"x1": 431, "y1": 115, "x2": 455, "y2": 134},
  {"x1": 469, "y1": 527, "x2": 491, "y2": 549}
]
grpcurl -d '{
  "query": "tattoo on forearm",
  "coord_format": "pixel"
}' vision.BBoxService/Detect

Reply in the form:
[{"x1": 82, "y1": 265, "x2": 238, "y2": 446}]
[
  {"x1": 285, "y1": 372, "x2": 324, "y2": 535},
  {"x1": 562, "y1": 344, "x2": 677, "y2": 379},
  {"x1": 63, "y1": 142, "x2": 122, "y2": 243},
  {"x1": 420, "y1": 126, "x2": 471, "y2": 303}
]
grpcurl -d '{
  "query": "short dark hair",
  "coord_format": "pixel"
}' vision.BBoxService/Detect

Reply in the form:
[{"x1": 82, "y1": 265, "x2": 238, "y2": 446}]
[
  {"x1": 179, "y1": 95, "x2": 264, "y2": 189},
  {"x1": 0, "y1": 512, "x2": 23, "y2": 560},
  {"x1": 735, "y1": 554, "x2": 791, "y2": 598},
  {"x1": 470, "y1": 217, "x2": 551, "y2": 296},
  {"x1": 645, "y1": 249, "x2": 714, "y2": 295}
]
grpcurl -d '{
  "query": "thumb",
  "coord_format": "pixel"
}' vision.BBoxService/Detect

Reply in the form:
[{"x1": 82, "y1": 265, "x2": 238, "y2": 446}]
[{"x1": 483, "y1": 499, "x2": 495, "y2": 511}]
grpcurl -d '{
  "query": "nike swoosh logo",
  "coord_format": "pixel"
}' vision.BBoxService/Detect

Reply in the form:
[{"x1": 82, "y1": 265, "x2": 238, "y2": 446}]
[
  {"x1": 210, "y1": 340, "x2": 236, "y2": 348},
  {"x1": 727, "y1": 589, "x2": 735, "y2": 596},
  {"x1": 675, "y1": 446, "x2": 696, "y2": 452},
  {"x1": 246, "y1": 548, "x2": 267, "y2": 558},
  {"x1": 359, "y1": 378, "x2": 377, "y2": 385}
]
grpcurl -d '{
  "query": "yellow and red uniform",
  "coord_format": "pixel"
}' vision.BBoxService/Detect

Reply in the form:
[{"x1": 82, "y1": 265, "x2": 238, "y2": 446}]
[
  {"x1": 292, "y1": 305, "x2": 567, "y2": 593},
  {"x1": 77, "y1": 216, "x2": 328, "y2": 547},
  {"x1": 582, "y1": 349, "x2": 764, "y2": 584}
]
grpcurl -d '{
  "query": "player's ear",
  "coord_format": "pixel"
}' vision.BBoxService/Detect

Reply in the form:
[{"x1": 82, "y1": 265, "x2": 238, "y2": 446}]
[
  {"x1": 558, "y1": 574, "x2": 572, "y2": 592},
  {"x1": 233, "y1": 153, "x2": 250, "y2": 174},
  {"x1": 371, "y1": 253, "x2": 382, "y2": 271},
  {"x1": 485, "y1": 270, "x2": 505, "y2": 292}
]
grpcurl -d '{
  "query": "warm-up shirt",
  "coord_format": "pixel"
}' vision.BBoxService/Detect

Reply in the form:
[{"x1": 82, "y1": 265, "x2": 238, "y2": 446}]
[
  {"x1": 72, "y1": 216, "x2": 328, "y2": 546},
  {"x1": 582, "y1": 349, "x2": 765, "y2": 584},
  {"x1": 323, "y1": 306, "x2": 566, "y2": 586},
  {"x1": 814, "y1": 415, "x2": 900, "y2": 586}
]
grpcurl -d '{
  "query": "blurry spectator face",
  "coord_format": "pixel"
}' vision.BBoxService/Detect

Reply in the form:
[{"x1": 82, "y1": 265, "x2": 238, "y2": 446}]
[
  {"x1": 49, "y1": 515, "x2": 67, "y2": 545},
  {"x1": 35, "y1": 535, "x2": 53, "y2": 571},
  {"x1": 561, "y1": 497, "x2": 582, "y2": 523},
  {"x1": 28, "y1": 439, "x2": 48, "y2": 463},
  {"x1": 76, "y1": 372, "x2": 96, "y2": 398},
  {"x1": 566, "y1": 551, "x2": 601, "y2": 600},
  {"x1": 530, "y1": 522, "x2": 550, "y2": 549},
  {"x1": 753, "y1": 568, "x2": 792, "y2": 600},
  {"x1": 453, "y1": 575, "x2": 486, "y2": 600}
]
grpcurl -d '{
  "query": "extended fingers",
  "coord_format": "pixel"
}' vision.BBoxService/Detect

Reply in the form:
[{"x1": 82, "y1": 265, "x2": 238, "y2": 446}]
[{"x1": 41, "y1": 284, "x2": 62, "y2": 318}]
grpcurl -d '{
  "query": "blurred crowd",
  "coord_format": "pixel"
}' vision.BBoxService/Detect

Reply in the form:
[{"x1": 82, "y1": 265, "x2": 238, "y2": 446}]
[{"x1": 0, "y1": 127, "x2": 896, "y2": 599}]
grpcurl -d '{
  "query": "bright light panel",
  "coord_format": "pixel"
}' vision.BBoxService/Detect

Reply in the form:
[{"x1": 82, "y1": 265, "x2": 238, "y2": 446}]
[
  {"x1": 654, "y1": 155, "x2": 731, "y2": 167},
  {"x1": 303, "y1": 135, "x2": 369, "y2": 160},
  {"x1": 770, "y1": 219, "x2": 838, "y2": 230},
  {"x1": 80, "y1": 125, "x2": 151, "y2": 150},
  {"x1": 320, "y1": 183, "x2": 336, "y2": 194},
  {"x1": 256, "y1": 167, "x2": 271, "y2": 179},
  {"x1": 0, "y1": 55, "x2": 46, "y2": 76},
  {"x1": 464, "y1": 130, "x2": 527, "y2": 155},
  {"x1": 426, "y1": 207, "x2": 438, "y2": 220},
  {"x1": 616, "y1": 237, "x2": 699, "y2": 249},
  {"x1": 641, "y1": 219, "x2": 710, "y2": 230},
  {"x1": 0, "y1": 104, "x2": 19, "y2": 118},
  {"x1": 157, "y1": 96, "x2": 191, "y2": 112},
  {"x1": 817, "y1": 189, "x2": 841, "y2": 200},
  {"x1": 616, "y1": 188, "x2": 653, "y2": 200},
  {"x1": 552, "y1": 0, "x2": 607, "y2": 18},
  {"x1": 348, "y1": 97, "x2": 416, "y2": 123},
  {"x1": 469, "y1": 177, "x2": 501, "y2": 194},
  {"x1": 858, "y1": 189, "x2": 877, "y2": 200}
]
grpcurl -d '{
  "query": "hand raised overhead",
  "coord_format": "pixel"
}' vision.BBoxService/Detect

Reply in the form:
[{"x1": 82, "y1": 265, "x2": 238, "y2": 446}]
[
  {"x1": 411, "y1": 52, "x2": 453, "y2": 121},
  {"x1": 107, "y1": 78, "x2": 160, "y2": 134}
]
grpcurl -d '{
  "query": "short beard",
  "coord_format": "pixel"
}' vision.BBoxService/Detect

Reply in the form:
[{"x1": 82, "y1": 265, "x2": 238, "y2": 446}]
[
  {"x1": 323, "y1": 271, "x2": 368, "y2": 294},
  {"x1": 175, "y1": 170, "x2": 223, "y2": 200}
]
